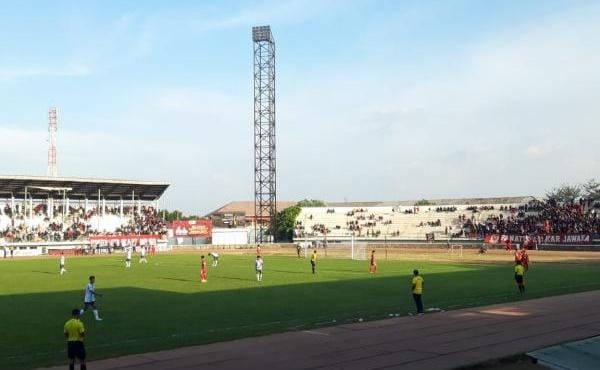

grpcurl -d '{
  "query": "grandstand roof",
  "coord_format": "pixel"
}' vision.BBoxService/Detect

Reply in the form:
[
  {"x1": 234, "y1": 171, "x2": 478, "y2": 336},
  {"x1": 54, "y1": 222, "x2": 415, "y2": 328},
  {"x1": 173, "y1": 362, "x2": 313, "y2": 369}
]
[{"x1": 0, "y1": 175, "x2": 169, "y2": 201}]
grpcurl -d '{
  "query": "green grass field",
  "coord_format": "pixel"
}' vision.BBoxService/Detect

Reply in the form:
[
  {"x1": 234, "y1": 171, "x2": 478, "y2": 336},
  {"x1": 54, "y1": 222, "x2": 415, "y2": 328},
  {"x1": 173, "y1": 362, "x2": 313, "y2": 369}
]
[{"x1": 1, "y1": 252, "x2": 600, "y2": 369}]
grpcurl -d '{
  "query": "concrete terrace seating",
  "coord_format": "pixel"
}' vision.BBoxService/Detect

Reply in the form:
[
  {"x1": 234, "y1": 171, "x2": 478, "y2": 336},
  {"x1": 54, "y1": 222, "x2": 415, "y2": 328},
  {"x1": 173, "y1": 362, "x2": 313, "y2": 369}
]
[{"x1": 295, "y1": 201, "x2": 527, "y2": 241}]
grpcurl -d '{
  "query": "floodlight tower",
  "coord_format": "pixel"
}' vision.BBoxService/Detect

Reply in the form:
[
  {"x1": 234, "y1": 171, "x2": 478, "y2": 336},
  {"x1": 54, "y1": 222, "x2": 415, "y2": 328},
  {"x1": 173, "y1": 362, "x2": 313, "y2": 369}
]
[
  {"x1": 252, "y1": 25, "x2": 276, "y2": 243},
  {"x1": 47, "y1": 107, "x2": 58, "y2": 177}
]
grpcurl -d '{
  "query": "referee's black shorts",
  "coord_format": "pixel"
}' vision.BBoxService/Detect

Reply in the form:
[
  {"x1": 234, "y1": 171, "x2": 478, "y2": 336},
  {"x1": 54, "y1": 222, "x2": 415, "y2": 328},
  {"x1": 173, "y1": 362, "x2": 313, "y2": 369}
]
[
  {"x1": 515, "y1": 275, "x2": 523, "y2": 284},
  {"x1": 67, "y1": 341, "x2": 86, "y2": 359}
]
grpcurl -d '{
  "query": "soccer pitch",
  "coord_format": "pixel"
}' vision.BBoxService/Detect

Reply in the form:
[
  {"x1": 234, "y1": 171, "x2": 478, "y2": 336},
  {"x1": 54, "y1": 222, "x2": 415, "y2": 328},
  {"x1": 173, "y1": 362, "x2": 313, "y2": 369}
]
[{"x1": 1, "y1": 252, "x2": 600, "y2": 369}]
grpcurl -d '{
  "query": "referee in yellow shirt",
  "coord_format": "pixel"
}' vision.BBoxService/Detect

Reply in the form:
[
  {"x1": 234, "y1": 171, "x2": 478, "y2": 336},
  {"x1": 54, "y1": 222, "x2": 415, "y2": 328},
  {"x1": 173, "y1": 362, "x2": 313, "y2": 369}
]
[
  {"x1": 411, "y1": 269, "x2": 424, "y2": 315},
  {"x1": 514, "y1": 261, "x2": 525, "y2": 294},
  {"x1": 64, "y1": 308, "x2": 86, "y2": 370}
]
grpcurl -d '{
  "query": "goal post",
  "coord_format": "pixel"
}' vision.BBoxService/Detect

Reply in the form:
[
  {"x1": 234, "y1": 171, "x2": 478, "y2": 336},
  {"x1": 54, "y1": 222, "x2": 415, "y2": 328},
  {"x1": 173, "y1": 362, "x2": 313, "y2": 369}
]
[
  {"x1": 449, "y1": 244, "x2": 463, "y2": 257},
  {"x1": 350, "y1": 237, "x2": 367, "y2": 260},
  {"x1": 321, "y1": 240, "x2": 367, "y2": 260}
]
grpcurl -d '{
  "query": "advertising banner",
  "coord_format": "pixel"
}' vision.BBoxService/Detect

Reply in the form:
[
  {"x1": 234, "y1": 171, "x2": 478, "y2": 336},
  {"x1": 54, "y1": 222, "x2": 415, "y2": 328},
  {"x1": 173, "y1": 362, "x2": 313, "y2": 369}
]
[
  {"x1": 89, "y1": 234, "x2": 161, "y2": 246},
  {"x1": 484, "y1": 233, "x2": 592, "y2": 245},
  {"x1": 172, "y1": 220, "x2": 212, "y2": 238}
]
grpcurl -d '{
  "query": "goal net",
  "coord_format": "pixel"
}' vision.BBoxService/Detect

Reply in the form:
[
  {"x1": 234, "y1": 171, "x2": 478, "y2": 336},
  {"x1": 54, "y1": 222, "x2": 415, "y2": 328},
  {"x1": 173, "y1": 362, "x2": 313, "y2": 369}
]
[{"x1": 324, "y1": 241, "x2": 368, "y2": 260}]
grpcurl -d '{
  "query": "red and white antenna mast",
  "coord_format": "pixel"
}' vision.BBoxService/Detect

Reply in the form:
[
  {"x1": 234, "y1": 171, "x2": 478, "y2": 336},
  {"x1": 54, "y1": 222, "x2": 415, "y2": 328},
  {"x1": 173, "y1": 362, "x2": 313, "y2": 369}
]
[{"x1": 47, "y1": 107, "x2": 58, "y2": 177}]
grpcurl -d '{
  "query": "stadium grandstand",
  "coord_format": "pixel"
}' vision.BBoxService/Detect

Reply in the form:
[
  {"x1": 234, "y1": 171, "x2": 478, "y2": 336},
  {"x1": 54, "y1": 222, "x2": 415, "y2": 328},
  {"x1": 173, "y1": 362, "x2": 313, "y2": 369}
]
[
  {"x1": 2, "y1": 174, "x2": 598, "y2": 253},
  {"x1": 293, "y1": 196, "x2": 600, "y2": 246},
  {"x1": 0, "y1": 175, "x2": 169, "y2": 252}
]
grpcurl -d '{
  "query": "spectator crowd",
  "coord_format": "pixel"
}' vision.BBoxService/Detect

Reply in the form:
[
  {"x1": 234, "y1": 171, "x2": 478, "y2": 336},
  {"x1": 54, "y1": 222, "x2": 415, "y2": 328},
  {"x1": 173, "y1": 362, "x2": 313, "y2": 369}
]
[
  {"x1": 0, "y1": 203, "x2": 167, "y2": 242},
  {"x1": 461, "y1": 198, "x2": 600, "y2": 237}
]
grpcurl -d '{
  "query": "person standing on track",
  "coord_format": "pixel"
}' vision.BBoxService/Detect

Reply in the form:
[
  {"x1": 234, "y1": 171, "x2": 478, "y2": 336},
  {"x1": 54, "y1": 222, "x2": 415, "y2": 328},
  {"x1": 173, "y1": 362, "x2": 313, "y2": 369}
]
[
  {"x1": 411, "y1": 269, "x2": 424, "y2": 315},
  {"x1": 64, "y1": 308, "x2": 87, "y2": 370},
  {"x1": 515, "y1": 261, "x2": 525, "y2": 294}
]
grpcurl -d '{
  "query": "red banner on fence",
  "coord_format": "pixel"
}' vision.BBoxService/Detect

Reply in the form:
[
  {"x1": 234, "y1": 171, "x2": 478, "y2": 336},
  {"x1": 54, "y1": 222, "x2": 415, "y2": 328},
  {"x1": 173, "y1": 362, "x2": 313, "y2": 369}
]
[
  {"x1": 172, "y1": 220, "x2": 212, "y2": 238},
  {"x1": 89, "y1": 234, "x2": 161, "y2": 246},
  {"x1": 484, "y1": 233, "x2": 592, "y2": 245}
]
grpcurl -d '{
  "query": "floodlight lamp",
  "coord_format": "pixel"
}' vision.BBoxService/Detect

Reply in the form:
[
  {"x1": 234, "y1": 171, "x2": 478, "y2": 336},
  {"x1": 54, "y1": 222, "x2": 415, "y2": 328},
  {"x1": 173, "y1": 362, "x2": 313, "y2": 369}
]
[{"x1": 252, "y1": 25, "x2": 272, "y2": 42}]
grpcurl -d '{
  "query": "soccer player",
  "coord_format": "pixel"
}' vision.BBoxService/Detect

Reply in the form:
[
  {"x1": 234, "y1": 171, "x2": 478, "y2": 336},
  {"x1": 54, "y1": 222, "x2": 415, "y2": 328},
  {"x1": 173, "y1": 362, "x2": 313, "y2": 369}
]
[
  {"x1": 521, "y1": 248, "x2": 530, "y2": 271},
  {"x1": 256, "y1": 244, "x2": 261, "y2": 257},
  {"x1": 255, "y1": 255, "x2": 264, "y2": 281},
  {"x1": 139, "y1": 246, "x2": 148, "y2": 264},
  {"x1": 296, "y1": 243, "x2": 302, "y2": 258},
  {"x1": 60, "y1": 251, "x2": 67, "y2": 275},
  {"x1": 411, "y1": 269, "x2": 424, "y2": 315},
  {"x1": 310, "y1": 250, "x2": 317, "y2": 274},
  {"x1": 64, "y1": 308, "x2": 86, "y2": 370},
  {"x1": 369, "y1": 250, "x2": 377, "y2": 273},
  {"x1": 209, "y1": 252, "x2": 219, "y2": 267},
  {"x1": 80, "y1": 276, "x2": 103, "y2": 321},
  {"x1": 200, "y1": 255, "x2": 207, "y2": 283},
  {"x1": 514, "y1": 261, "x2": 525, "y2": 294},
  {"x1": 125, "y1": 247, "x2": 132, "y2": 268}
]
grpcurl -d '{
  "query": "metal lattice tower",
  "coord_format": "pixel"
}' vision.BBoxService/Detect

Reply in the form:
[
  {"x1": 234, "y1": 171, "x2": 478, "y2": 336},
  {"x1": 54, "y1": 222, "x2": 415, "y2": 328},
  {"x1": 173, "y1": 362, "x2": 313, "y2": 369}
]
[
  {"x1": 47, "y1": 107, "x2": 58, "y2": 177},
  {"x1": 252, "y1": 25, "x2": 276, "y2": 243}
]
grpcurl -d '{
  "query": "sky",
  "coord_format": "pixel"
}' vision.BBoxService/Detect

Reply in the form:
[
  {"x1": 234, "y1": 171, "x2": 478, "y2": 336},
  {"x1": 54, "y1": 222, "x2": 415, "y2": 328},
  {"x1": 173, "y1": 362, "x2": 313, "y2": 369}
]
[{"x1": 0, "y1": 0, "x2": 598, "y2": 214}]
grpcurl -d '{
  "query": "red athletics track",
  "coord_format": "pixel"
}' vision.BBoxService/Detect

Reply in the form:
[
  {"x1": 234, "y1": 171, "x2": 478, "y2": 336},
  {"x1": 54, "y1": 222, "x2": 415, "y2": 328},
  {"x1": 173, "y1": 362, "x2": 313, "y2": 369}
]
[{"x1": 39, "y1": 290, "x2": 600, "y2": 370}]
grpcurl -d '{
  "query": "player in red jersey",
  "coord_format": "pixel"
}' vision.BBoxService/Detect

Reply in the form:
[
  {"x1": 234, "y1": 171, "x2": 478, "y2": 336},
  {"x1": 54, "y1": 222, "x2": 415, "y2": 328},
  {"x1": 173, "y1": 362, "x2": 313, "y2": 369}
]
[
  {"x1": 521, "y1": 248, "x2": 530, "y2": 271},
  {"x1": 369, "y1": 250, "x2": 377, "y2": 273},
  {"x1": 200, "y1": 255, "x2": 207, "y2": 283}
]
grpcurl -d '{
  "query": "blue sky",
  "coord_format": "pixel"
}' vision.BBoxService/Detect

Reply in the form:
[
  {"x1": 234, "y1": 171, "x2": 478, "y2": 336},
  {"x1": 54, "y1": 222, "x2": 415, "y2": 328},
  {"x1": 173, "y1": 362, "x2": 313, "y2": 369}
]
[{"x1": 1, "y1": 0, "x2": 598, "y2": 214}]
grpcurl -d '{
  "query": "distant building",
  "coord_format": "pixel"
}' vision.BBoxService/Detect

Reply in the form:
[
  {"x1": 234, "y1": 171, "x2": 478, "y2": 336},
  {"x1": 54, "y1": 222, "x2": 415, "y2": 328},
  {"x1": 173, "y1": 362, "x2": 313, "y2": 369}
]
[{"x1": 205, "y1": 201, "x2": 297, "y2": 228}]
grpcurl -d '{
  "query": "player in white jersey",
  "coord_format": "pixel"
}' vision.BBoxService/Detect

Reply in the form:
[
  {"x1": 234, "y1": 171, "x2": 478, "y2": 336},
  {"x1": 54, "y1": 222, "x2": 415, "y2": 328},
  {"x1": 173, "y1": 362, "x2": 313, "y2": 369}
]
[
  {"x1": 255, "y1": 255, "x2": 264, "y2": 282},
  {"x1": 59, "y1": 252, "x2": 67, "y2": 275},
  {"x1": 209, "y1": 252, "x2": 219, "y2": 267},
  {"x1": 80, "y1": 275, "x2": 103, "y2": 321},
  {"x1": 125, "y1": 247, "x2": 132, "y2": 268},
  {"x1": 139, "y1": 246, "x2": 148, "y2": 264}
]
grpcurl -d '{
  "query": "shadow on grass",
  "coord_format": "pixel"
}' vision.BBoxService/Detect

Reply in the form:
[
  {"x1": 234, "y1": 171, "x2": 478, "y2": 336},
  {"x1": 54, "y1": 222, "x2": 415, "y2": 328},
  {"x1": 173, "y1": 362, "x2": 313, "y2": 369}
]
[
  {"x1": 2, "y1": 262, "x2": 600, "y2": 370},
  {"x1": 30, "y1": 270, "x2": 56, "y2": 275},
  {"x1": 157, "y1": 276, "x2": 198, "y2": 283},
  {"x1": 268, "y1": 268, "x2": 310, "y2": 275}
]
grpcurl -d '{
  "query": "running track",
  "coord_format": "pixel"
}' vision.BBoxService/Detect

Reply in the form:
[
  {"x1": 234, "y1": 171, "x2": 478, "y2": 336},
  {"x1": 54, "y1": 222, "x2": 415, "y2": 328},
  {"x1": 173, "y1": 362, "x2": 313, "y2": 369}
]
[{"x1": 40, "y1": 290, "x2": 600, "y2": 370}]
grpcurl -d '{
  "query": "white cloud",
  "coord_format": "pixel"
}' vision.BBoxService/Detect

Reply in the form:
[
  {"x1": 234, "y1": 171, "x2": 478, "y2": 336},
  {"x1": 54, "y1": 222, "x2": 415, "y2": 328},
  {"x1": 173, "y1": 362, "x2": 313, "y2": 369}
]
[
  {"x1": 525, "y1": 146, "x2": 542, "y2": 157},
  {"x1": 0, "y1": 64, "x2": 91, "y2": 81}
]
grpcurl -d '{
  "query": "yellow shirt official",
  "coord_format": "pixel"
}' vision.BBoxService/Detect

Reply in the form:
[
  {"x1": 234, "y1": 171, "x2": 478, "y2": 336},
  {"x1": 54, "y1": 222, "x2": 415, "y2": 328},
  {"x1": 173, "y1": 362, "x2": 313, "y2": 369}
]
[
  {"x1": 64, "y1": 318, "x2": 85, "y2": 342},
  {"x1": 514, "y1": 265, "x2": 525, "y2": 276},
  {"x1": 412, "y1": 276, "x2": 424, "y2": 294}
]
